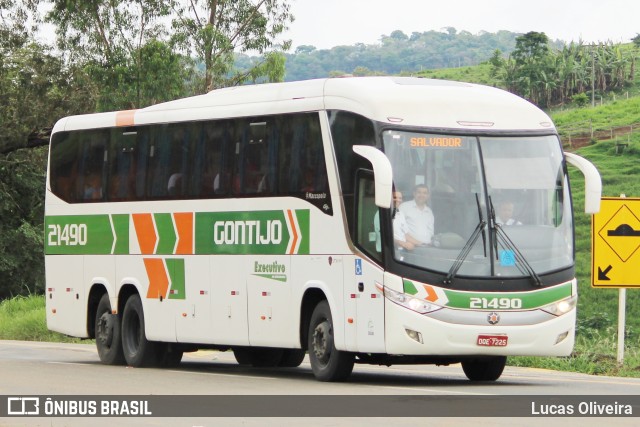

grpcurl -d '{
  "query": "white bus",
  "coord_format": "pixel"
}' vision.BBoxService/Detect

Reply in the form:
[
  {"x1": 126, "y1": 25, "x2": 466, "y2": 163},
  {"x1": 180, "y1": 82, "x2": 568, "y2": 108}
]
[{"x1": 45, "y1": 77, "x2": 601, "y2": 382}]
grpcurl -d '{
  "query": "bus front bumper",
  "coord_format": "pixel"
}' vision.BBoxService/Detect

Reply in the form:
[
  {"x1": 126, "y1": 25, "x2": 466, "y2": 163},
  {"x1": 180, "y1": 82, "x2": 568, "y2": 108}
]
[{"x1": 384, "y1": 300, "x2": 575, "y2": 357}]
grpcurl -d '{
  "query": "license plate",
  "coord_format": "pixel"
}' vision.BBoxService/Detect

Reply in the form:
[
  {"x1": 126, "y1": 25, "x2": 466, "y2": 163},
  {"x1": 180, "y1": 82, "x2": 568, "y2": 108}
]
[{"x1": 477, "y1": 335, "x2": 508, "y2": 347}]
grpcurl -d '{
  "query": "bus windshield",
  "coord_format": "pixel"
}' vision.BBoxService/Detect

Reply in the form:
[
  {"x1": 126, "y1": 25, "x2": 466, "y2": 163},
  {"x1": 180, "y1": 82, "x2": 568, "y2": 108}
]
[{"x1": 382, "y1": 131, "x2": 572, "y2": 281}]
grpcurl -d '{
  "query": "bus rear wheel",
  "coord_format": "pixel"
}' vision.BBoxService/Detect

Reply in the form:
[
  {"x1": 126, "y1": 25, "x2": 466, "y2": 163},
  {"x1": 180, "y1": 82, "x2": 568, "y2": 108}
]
[
  {"x1": 461, "y1": 356, "x2": 507, "y2": 381},
  {"x1": 308, "y1": 301, "x2": 354, "y2": 382},
  {"x1": 95, "y1": 294, "x2": 125, "y2": 365},
  {"x1": 121, "y1": 294, "x2": 160, "y2": 367}
]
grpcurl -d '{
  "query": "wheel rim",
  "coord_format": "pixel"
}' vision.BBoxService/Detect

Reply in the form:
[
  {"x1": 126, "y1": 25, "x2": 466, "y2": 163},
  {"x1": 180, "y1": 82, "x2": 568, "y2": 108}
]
[
  {"x1": 312, "y1": 319, "x2": 332, "y2": 365},
  {"x1": 96, "y1": 312, "x2": 114, "y2": 348}
]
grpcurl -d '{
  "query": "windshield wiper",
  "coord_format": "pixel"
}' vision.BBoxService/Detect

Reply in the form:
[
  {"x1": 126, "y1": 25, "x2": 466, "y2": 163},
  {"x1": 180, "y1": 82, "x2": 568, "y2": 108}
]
[
  {"x1": 444, "y1": 193, "x2": 486, "y2": 285},
  {"x1": 489, "y1": 197, "x2": 542, "y2": 287}
]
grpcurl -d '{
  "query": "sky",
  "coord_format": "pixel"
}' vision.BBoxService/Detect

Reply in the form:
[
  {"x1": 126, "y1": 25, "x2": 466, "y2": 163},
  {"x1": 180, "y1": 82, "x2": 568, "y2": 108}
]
[{"x1": 284, "y1": 0, "x2": 640, "y2": 49}]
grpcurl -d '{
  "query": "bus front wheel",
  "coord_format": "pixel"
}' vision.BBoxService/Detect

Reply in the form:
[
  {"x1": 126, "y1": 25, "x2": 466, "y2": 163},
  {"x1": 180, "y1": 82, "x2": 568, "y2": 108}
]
[
  {"x1": 121, "y1": 294, "x2": 160, "y2": 367},
  {"x1": 95, "y1": 294, "x2": 125, "y2": 365},
  {"x1": 461, "y1": 356, "x2": 507, "y2": 381},
  {"x1": 308, "y1": 301, "x2": 354, "y2": 382}
]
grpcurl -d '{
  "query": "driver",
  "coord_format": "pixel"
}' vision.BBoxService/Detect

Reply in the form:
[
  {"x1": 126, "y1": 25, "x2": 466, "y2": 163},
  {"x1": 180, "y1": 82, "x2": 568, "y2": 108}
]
[{"x1": 399, "y1": 184, "x2": 434, "y2": 245}]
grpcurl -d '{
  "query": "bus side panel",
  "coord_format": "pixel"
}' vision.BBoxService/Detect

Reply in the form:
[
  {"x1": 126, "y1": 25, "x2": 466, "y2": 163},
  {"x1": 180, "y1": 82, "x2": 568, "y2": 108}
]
[
  {"x1": 209, "y1": 256, "x2": 249, "y2": 346},
  {"x1": 175, "y1": 256, "x2": 214, "y2": 344},
  {"x1": 45, "y1": 255, "x2": 88, "y2": 337},
  {"x1": 84, "y1": 254, "x2": 114, "y2": 307},
  {"x1": 247, "y1": 255, "x2": 294, "y2": 347}
]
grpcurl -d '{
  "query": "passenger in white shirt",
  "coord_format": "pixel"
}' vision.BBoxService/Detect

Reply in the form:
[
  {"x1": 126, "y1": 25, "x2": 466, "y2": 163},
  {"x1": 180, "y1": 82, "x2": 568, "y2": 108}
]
[
  {"x1": 495, "y1": 201, "x2": 522, "y2": 226},
  {"x1": 399, "y1": 184, "x2": 435, "y2": 245},
  {"x1": 391, "y1": 191, "x2": 421, "y2": 250}
]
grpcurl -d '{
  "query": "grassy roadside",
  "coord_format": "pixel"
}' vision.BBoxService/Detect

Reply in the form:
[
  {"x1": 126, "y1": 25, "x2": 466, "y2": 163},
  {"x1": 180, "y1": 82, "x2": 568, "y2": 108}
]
[{"x1": 0, "y1": 295, "x2": 85, "y2": 343}]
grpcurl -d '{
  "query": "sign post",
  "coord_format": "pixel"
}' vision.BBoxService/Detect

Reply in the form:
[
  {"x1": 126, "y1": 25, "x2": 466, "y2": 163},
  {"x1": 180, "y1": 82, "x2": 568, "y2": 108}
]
[{"x1": 591, "y1": 196, "x2": 640, "y2": 364}]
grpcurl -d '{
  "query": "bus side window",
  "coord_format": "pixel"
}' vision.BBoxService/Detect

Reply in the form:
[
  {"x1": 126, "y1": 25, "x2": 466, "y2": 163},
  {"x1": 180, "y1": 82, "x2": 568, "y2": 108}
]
[
  {"x1": 234, "y1": 120, "x2": 272, "y2": 195},
  {"x1": 146, "y1": 124, "x2": 193, "y2": 199},
  {"x1": 355, "y1": 170, "x2": 382, "y2": 262},
  {"x1": 278, "y1": 113, "x2": 332, "y2": 214},
  {"x1": 50, "y1": 132, "x2": 79, "y2": 203},
  {"x1": 108, "y1": 128, "x2": 137, "y2": 201},
  {"x1": 78, "y1": 131, "x2": 108, "y2": 202}
]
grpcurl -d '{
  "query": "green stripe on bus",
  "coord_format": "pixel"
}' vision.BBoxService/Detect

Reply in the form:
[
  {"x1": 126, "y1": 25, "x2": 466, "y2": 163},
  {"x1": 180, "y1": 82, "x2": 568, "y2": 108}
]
[
  {"x1": 402, "y1": 279, "x2": 572, "y2": 310},
  {"x1": 111, "y1": 214, "x2": 129, "y2": 254},
  {"x1": 166, "y1": 258, "x2": 185, "y2": 300},
  {"x1": 46, "y1": 209, "x2": 310, "y2": 255},
  {"x1": 154, "y1": 213, "x2": 177, "y2": 254},
  {"x1": 194, "y1": 209, "x2": 310, "y2": 255},
  {"x1": 45, "y1": 215, "x2": 114, "y2": 255},
  {"x1": 442, "y1": 282, "x2": 572, "y2": 310}
]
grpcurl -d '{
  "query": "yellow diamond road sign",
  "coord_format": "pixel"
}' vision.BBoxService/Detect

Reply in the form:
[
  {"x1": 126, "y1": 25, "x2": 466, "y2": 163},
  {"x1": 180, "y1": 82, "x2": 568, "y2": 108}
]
[{"x1": 592, "y1": 197, "x2": 640, "y2": 287}]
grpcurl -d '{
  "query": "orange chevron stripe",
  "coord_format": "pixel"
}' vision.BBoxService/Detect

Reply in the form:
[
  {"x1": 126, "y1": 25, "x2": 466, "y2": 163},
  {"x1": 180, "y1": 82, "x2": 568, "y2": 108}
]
[
  {"x1": 144, "y1": 258, "x2": 169, "y2": 299},
  {"x1": 173, "y1": 212, "x2": 194, "y2": 254},
  {"x1": 132, "y1": 213, "x2": 157, "y2": 254},
  {"x1": 115, "y1": 109, "x2": 137, "y2": 127},
  {"x1": 287, "y1": 210, "x2": 299, "y2": 254},
  {"x1": 423, "y1": 285, "x2": 438, "y2": 302}
]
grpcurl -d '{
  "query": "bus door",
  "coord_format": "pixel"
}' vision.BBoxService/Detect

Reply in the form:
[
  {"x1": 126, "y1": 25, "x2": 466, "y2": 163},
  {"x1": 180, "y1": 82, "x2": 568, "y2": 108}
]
[{"x1": 343, "y1": 171, "x2": 386, "y2": 353}]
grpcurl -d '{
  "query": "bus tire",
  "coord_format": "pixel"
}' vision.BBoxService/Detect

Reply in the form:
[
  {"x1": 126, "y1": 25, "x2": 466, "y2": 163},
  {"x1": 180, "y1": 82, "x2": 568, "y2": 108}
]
[
  {"x1": 308, "y1": 301, "x2": 354, "y2": 382},
  {"x1": 233, "y1": 347, "x2": 284, "y2": 367},
  {"x1": 461, "y1": 356, "x2": 507, "y2": 381},
  {"x1": 159, "y1": 344, "x2": 183, "y2": 368},
  {"x1": 278, "y1": 349, "x2": 306, "y2": 368},
  {"x1": 250, "y1": 348, "x2": 284, "y2": 367},
  {"x1": 121, "y1": 294, "x2": 160, "y2": 367},
  {"x1": 95, "y1": 294, "x2": 125, "y2": 365},
  {"x1": 233, "y1": 347, "x2": 253, "y2": 365}
]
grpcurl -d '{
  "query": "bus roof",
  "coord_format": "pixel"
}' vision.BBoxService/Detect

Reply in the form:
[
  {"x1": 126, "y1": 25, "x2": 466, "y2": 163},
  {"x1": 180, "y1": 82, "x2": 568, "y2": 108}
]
[{"x1": 53, "y1": 77, "x2": 555, "y2": 133}]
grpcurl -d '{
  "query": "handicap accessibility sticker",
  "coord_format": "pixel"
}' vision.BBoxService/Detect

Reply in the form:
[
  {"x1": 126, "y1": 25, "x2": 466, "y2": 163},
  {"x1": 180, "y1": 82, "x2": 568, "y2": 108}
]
[
  {"x1": 499, "y1": 250, "x2": 516, "y2": 266},
  {"x1": 355, "y1": 259, "x2": 363, "y2": 275}
]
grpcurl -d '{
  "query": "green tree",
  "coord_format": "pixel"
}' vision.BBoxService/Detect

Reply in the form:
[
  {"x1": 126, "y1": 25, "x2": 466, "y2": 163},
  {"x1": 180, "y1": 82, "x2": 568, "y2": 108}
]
[
  {"x1": 46, "y1": 0, "x2": 191, "y2": 110},
  {"x1": 1, "y1": 2, "x2": 96, "y2": 298},
  {"x1": 167, "y1": 0, "x2": 294, "y2": 92},
  {"x1": 511, "y1": 32, "x2": 553, "y2": 105}
]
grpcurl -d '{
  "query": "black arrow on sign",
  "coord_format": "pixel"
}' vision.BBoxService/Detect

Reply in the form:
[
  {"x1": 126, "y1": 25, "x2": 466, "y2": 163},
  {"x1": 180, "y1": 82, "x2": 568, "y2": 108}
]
[{"x1": 598, "y1": 265, "x2": 613, "y2": 281}]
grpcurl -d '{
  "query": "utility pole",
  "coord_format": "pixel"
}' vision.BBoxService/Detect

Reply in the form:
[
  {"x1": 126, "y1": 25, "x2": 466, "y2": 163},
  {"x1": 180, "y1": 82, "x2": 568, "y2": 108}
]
[{"x1": 587, "y1": 44, "x2": 600, "y2": 108}]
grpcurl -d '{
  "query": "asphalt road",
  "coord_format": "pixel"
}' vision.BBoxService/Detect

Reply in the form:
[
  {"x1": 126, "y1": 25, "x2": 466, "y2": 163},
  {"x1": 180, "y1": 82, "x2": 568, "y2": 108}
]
[{"x1": 1, "y1": 340, "x2": 639, "y2": 426}]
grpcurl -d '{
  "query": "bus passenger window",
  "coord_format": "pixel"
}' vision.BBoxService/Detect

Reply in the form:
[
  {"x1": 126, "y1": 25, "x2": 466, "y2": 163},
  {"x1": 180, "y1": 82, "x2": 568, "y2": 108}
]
[
  {"x1": 78, "y1": 132, "x2": 108, "y2": 202},
  {"x1": 83, "y1": 172, "x2": 103, "y2": 200}
]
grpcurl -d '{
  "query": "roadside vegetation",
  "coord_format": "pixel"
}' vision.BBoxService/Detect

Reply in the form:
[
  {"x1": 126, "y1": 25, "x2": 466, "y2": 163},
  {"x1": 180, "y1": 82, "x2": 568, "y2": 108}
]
[{"x1": 0, "y1": 295, "x2": 83, "y2": 342}]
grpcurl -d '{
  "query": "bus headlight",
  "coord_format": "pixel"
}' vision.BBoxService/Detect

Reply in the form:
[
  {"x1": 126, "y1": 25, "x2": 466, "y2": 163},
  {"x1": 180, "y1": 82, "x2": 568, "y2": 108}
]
[
  {"x1": 541, "y1": 295, "x2": 577, "y2": 316},
  {"x1": 378, "y1": 284, "x2": 442, "y2": 314}
]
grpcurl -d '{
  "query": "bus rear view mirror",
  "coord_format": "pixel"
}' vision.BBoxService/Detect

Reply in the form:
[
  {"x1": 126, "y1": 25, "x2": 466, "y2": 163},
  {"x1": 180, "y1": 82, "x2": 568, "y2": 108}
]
[{"x1": 564, "y1": 152, "x2": 602, "y2": 214}]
